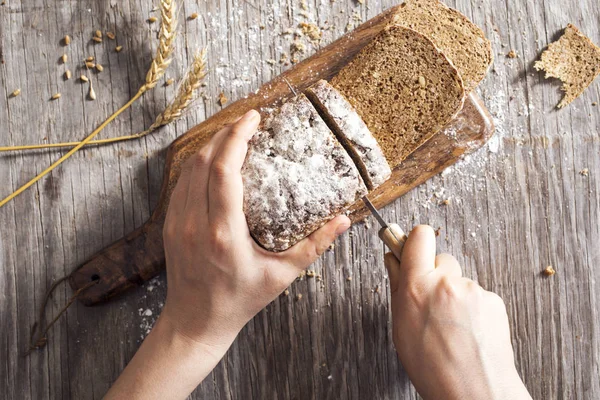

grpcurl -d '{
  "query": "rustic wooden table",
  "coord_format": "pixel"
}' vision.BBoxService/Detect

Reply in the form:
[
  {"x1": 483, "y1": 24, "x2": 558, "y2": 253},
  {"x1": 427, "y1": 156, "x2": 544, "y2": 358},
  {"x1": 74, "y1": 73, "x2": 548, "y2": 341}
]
[{"x1": 1, "y1": 0, "x2": 599, "y2": 399}]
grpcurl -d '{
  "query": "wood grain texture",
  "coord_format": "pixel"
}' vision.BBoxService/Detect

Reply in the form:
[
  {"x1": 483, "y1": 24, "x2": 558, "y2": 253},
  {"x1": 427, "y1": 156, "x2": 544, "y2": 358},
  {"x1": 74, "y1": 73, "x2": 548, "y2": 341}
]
[{"x1": 1, "y1": 0, "x2": 599, "y2": 399}]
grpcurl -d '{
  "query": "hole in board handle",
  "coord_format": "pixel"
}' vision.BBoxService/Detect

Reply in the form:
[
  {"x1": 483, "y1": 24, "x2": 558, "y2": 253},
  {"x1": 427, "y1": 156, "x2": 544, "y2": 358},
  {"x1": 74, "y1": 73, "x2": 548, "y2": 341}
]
[{"x1": 90, "y1": 274, "x2": 100, "y2": 282}]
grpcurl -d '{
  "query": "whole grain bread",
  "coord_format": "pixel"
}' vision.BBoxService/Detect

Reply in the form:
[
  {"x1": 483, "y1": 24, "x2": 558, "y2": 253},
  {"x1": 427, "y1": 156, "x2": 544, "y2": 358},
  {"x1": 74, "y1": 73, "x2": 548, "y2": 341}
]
[
  {"x1": 534, "y1": 24, "x2": 600, "y2": 108},
  {"x1": 331, "y1": 25, "x2": 465, "y2": 168},
  {"x1": 242, "y1": 94, "x2": 367, "y2": 252},
  {"x1": 305, "y1": 80, "x2": 392, "y2": 190},
  {"x1": 393, "y1": 0, "x2": 493, "y2": 93}
]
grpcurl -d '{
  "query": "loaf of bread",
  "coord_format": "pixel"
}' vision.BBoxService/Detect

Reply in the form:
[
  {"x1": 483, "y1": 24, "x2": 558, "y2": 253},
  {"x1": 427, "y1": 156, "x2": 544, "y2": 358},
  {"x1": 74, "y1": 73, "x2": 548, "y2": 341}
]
[
  {"x1": 242, "y1": 94, "x2": 368, "y2": 252},
  {"x1": 393, "y1": 0, "x2": 493, "y2": 93},
  {"x1": 305, "y1": 80, "x2": 392, "y2": 190},
  {"x1": 331, "y1": 25, "x2": 465, "y2": 169}
]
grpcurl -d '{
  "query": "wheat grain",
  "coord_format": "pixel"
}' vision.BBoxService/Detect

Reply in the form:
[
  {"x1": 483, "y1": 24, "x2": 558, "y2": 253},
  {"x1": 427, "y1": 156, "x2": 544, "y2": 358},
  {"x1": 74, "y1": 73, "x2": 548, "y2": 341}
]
[
  {"x1": 65, "y1": 70, "x2": 72, "y2": 80},
  {"x1": 148, "y1": 16, "x2": 158, "y2": 23},
  {"x1": 92, "y1": 36, "x2": 102, "y2": 43},
  {"x1": 106, "y1": 32, "x2": 115, "y2": 40},
  {"x1": 96, "y1": 64, "x2": 104, "y2": 72},
  {"x1": 115, "y1": 45, "x2": 123, "y2": 52},
  {"x1": 189, "y1": 12, "x2": 198, "y2": 20},
  {"x1": 51, "y1": 93, "x2": 61, "y2": 100},
  {"x1": 11, "y1": 89, "x2": 21, "y2": 97},
  {"x1": 147, "y1": 48, "x2": 207, "y2": 130},
  {"x1": 61, "y1": 54, "x2": 68, "y2": 63},
  {"x1": 95, "y1": 30, "x2": 102, "y2": 38},
  {"x1": 2, "y1": 47, "x2": 207, "y2": 152},
  {"x1": 63, "y1": 35, "x2": 71, "y2": 45},
  {"x1": 143, "y1": 0, "x2": 177, "y2": 91},
  {"x1": 80, "y1": 75, "x2": 89, "y2": 82},
  {"x1": 85, "y1": 56, "x2": 94, "y2": 62},
  {"x1": 0, "y1": 0, "x2": 180, "y2": 209}
]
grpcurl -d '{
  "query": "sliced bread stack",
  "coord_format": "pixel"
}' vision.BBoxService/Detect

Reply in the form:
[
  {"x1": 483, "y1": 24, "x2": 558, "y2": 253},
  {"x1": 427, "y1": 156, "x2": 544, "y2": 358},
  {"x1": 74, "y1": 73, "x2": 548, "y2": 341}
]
[{"x1": 331, "y1": 24, "x2": 466, "y2": 167}]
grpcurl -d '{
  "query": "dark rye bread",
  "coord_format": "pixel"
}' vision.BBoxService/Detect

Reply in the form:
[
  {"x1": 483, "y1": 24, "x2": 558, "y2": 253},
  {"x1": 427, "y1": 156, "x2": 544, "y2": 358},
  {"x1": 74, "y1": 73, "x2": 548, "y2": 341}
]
[
  {"x1": 393, "y1": 0, "x2": 493, "y2": 93},
  {"x1": 331, "y1": 25, "x2": 465, "y2": 168},
  {"x1": 305, "y1": 80, "x2": 392, "y2": 190},
  {"x1": 242, "y1": 94, "x2": 367, "y2": 252},
  {"x1": 534, "y1": 24, "x2": 600, "y2": 108}
]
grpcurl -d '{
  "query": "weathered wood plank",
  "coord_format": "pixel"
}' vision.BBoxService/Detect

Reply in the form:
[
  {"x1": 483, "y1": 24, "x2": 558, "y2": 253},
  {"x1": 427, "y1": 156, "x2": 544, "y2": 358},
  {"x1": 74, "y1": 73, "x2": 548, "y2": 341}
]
[{"x1": 1, "y1": 0, "x2": 599, "y2": 399}]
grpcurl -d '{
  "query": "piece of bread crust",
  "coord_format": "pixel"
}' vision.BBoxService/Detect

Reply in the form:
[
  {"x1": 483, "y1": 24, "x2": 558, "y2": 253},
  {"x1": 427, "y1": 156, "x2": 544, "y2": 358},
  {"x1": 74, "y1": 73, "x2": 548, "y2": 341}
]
[{"x1": 535, "y1": 24, "x2": 600, "y2": 108}]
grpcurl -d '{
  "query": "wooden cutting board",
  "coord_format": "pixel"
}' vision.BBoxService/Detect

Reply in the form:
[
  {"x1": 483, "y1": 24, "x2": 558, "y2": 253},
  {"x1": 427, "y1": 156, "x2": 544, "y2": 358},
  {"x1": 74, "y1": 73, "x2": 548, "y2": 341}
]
[{"x1": 69, "y1": 5, "x2": 494, "y2": 306}]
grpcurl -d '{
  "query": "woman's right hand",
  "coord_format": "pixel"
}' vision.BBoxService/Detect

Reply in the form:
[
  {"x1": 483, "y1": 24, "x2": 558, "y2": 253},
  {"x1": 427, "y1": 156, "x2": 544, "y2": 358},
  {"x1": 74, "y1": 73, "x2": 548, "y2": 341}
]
[{"x1": 385, "y1": 225, "x2": 532, "y2": 400}]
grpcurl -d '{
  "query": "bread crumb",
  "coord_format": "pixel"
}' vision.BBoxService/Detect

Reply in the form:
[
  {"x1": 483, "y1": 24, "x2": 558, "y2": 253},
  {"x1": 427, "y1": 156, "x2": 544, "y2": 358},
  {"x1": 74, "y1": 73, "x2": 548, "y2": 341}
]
[
  {"x1": 435, "y1": 227, "x2": 442, "y2": 237},
  {"x1": 346, "y1": 276, "x2": 352, "y2": 281},
  {"x1": 296, "y1": 293, "x2": 303, "y2": 301},
  {"x1": 442, "y1": 198, "x2": 451, "y2": 205},
  {"x1": 592, "y1": 101, "x2": 598, "y2": 106},
  {"x1": 328, "y1": 243, "x2": 335, "y2": 251},
  {"x1": 218, "y1": 92, "x2": 228, "y2": 106},
  {"x1": 298, "y1": 22, "x2": 322, "y2": 42},
  {"x1": 579, "y1": 168, "x2": 589, "y2": 176},
  {"x1": 543, "y1": 266, "x2": 556, "y2": 276},
  {"x1": 306, "y1": 270, "x2": 316, "y2": 278},
  {"x1": 283, "y1": 289, "x2": 290, "y2": 296},
  {"x1": 507, "y1": 50, "x2": 518, "y2": 58}
]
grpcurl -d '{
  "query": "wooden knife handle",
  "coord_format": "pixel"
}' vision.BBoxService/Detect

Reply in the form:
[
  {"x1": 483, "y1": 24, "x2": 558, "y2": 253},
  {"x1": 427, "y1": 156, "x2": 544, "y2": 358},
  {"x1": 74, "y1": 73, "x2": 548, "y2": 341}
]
[
  {"x1": 378, "y1": 224, "x2": 407, "y2": 261},
  {"x1": 68, "y1": 220, "x2": 165, "y2": 306}
]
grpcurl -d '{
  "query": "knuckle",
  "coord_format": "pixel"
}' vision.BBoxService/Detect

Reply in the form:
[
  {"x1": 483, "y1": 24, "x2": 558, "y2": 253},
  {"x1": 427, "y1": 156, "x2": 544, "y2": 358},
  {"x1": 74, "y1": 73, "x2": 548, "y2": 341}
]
[
  {"x1": 163, "y1": 221, "x2": 177, "y2": 241},
  {"x1": 194, "y1": 149, "x2": 211, "y2": 168},
  {"x1": 210, "y1": 161, "x2": 232, "y2": 180},
  {"x1": 182, "y1": 221, "x2": 198, "y2": 245},
  {"x1": 436, "y1": 275, "x2": 458, "y2": 298},
  {"x1": 208, "y1": 225, "x2": 232, "y2": 252}
]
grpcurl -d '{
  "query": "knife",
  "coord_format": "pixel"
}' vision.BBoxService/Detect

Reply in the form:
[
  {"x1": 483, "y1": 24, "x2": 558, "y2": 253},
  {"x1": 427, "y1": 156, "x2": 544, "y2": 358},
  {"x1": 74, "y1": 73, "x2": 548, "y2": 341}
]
[{"x1": 362, "y1": 196, "x2": 407, "y2": 261}]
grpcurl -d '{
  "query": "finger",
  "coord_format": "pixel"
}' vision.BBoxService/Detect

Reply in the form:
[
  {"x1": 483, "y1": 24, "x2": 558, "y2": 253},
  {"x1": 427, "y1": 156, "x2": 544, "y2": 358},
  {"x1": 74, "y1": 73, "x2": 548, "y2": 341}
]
[
  {"x1": 165, "y1": 155, "x2": 196, "y2": 223},
  {"x1": 384, "y1": 252, "x2": 402, "y2": 295},
  {"x1": 184, "y1": 126, "x2": 232, "y2": 219},
  {"x1": 434, "y1": 253, "x2": 462, "y2": 278},
  {"x1": 399, "y1": 225, "x2": 437, "y2": 283},
  {"x1": 208, "y1": 110, "x2": 261, "y2": 222},
  {"x1": 280, "y1": 215, "x2": 351, "y2": 272}
]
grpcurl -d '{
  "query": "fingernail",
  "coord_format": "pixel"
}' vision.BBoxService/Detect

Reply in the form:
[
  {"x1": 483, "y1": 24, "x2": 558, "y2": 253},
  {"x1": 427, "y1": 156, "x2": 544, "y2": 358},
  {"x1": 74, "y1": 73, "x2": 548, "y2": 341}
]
[
  {"x1": 241, "y1": 109, "x2": 259, "y2": 121},
  {"x1": 335, "y1": 221, "x2": 351, "y2": 236}
]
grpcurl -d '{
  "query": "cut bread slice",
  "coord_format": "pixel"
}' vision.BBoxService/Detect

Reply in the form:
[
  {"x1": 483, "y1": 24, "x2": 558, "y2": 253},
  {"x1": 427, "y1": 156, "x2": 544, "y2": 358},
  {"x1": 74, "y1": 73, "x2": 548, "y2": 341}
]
[
  {"x1": 242, "y1": 94, "x2": 367, "y2": 252},
  {"x1": 393, "y1": 0, "x2": 493, "y2": 93},
  {"x1": 331, "y1": 25, "x2": 465, "y2": 168},
  {"x1": 534, "y1": 24, "x2": 600, "y2": 108},
  {"x1": 305, "y1": 80, "x2": 392, "y2": 190}
]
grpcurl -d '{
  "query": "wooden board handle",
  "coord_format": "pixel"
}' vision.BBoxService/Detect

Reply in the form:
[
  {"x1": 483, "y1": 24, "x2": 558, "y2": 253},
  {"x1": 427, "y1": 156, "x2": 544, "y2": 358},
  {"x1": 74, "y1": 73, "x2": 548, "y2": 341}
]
[{"x1": 69, "y1": 220, "x2": 164, "y2": 306}]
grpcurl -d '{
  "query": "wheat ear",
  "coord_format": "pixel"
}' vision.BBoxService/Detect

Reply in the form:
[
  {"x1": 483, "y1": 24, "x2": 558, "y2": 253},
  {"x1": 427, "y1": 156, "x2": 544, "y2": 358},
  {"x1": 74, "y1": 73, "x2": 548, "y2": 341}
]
[
  {"x1": 0, "y1": 0, "x2": 177, "y2": 208},
  {"x1": 0, "y1": 49, "x2": 207, "y2": 152}
]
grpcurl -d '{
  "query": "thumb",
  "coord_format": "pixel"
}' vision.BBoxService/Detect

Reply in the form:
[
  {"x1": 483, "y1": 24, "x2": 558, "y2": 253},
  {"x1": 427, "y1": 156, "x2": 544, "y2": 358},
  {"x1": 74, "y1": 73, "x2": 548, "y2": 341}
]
[{"x1": 281, "y1": 215, "x2": 351, "y2": 271}]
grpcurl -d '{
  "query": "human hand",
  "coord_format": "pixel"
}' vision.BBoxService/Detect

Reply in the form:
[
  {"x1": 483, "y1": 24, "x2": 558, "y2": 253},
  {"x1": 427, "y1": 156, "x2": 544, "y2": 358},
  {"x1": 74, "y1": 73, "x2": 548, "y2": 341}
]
[
  {"x1": 385, "y1": 225, "x2": 531, "y2": 400},
  {"x1": 161, "y1": 109, "x2": 351, "y2": 349}
]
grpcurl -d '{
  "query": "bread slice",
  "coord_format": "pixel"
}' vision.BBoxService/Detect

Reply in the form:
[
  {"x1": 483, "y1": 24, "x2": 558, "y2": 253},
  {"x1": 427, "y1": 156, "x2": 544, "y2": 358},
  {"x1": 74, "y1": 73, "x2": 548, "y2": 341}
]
[
  {"x1": 393, "y1": 0, "x2": 493, "y2": 93},
  {"x1": 305, "y1": 80, "x2": 392, "y2": 190},
  {"x1": 331, "y1": 25, "x2": 465, "y2": 168},
  {"x1": 534, "y1": 24, "x2": 600, "y2": 108},
  {"x1": 242, "y1": 94, "x2": 368, "y2": 252}
]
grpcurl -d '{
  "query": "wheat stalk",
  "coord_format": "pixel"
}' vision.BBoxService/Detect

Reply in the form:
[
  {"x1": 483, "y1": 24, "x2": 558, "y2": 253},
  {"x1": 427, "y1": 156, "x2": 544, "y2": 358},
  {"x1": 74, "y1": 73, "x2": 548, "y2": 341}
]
[
  {"x1": 0, "y1": 0, "x2": 177, "y2": 208},
  {"x1": 0, "y1": 49, "x2": 207, "y2": 152}
]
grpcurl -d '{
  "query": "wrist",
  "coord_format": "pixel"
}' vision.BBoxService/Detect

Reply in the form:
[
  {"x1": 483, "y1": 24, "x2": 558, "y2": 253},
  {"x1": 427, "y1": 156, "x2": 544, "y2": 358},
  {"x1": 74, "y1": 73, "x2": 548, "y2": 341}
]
[{"x1": 157, "y1": 306, "x2": 240, "y2": 358}]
